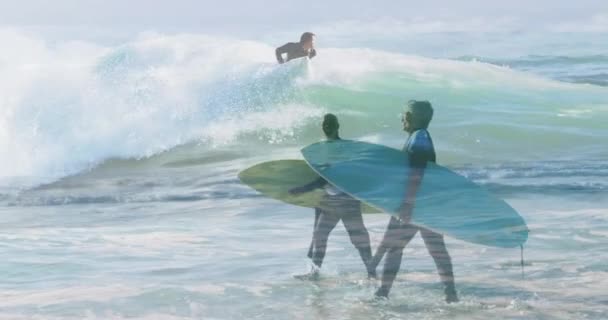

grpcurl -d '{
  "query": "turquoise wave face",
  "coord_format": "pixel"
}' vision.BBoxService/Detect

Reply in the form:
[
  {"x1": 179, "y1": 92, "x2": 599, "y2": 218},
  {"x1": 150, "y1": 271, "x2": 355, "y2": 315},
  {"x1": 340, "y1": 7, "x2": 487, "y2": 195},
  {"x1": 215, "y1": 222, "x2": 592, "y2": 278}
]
[{"x1": 285, "y1": 51, "x2": 608, "y2": 165}]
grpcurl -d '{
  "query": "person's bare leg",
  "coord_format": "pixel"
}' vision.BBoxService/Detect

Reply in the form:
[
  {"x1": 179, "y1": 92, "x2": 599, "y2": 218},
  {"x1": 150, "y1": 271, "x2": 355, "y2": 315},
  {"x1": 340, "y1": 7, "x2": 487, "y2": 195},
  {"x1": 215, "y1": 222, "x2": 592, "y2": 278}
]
[
  {"x1": 307, "y1": 208, "x2": 321, "y2": 259},
  {"x1": 311, "y1": 211, "x2": 340, "y2": 269},
  {"x1": 342, "y1": 212, "x2": 374, "y2": 277},
  {"x1": 375, "y1": 218, "x2": 419, "y2": 298},
  {"x1": 369, "y1": 244, "x2": 386, "y2": 271},
  {"x1": 295, "y1": 210, "x2": 340, "y2": 280},
  {"x1": 420, "y1": 228, "x2": 458, "y2": 303}
]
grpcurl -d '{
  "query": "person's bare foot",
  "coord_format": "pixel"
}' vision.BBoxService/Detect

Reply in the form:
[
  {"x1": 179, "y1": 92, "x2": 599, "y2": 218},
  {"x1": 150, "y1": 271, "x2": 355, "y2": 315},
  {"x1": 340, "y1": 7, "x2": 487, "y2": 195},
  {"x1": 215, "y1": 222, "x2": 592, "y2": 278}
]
[
  {"x1": 367, "y1": 269, "x2": 377, "y2": 279},
  {"x1": 374, "y1": 286, "x2": 389, "y2": 299},
  {"x1": 293, "y1": 267, "x2": 320, "y2": 281},
  {"x1": 445, "y1": 286, "x2": 459, "y2": 303}
]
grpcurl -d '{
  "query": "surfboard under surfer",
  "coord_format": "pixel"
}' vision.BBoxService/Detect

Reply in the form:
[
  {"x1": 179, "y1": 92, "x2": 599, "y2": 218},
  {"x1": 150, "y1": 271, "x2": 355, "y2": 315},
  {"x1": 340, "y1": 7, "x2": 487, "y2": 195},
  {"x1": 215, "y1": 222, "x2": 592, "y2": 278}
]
[
  {"x1": 289, "y1": 113, "x2": 375, "y2": 280},
  {"x1": 372, "y1": 100, "x2": 459, "y2": 303},
  {"x1": 275, "y1": 32, "x2": 317, "y2": 64}
]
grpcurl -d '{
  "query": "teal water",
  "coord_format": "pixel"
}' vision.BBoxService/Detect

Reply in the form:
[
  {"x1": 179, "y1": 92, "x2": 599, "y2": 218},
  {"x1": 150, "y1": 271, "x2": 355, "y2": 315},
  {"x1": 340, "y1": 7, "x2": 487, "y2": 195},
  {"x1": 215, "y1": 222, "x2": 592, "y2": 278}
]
[{"x1": 0, "y1": 29, "x2": 607, "y2": 319}]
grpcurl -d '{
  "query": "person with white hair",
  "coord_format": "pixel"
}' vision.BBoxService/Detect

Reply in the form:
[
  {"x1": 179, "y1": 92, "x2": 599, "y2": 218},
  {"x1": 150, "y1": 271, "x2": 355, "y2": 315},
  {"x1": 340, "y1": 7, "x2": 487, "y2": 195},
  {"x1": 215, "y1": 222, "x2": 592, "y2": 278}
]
[{"x1": 372, "y1": 100, "x2": 458, "y2": 303}]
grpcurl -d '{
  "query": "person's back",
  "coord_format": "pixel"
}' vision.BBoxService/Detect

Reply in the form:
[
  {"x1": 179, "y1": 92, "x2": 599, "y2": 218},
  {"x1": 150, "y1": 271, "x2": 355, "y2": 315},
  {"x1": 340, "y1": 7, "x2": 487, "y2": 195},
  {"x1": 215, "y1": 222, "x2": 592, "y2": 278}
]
[{"x1": 276, "y1": 32, "x2": 317, "y2": 64}]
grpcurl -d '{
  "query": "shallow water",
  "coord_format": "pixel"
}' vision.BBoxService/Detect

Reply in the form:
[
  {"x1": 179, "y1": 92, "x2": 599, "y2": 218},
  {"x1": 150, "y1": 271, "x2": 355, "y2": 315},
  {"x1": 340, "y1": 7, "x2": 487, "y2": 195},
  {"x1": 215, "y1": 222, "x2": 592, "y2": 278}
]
[{"x1": 1, "y1": 28, "x2": 607, "y2": 319}]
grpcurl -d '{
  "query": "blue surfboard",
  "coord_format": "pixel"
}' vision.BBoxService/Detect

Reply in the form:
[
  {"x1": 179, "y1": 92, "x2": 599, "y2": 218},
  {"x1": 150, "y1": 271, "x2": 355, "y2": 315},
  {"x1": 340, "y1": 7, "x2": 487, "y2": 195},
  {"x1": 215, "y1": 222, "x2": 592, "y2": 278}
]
[{"x1": 301, "y1": 140, "x2": 528, "y2": 248}]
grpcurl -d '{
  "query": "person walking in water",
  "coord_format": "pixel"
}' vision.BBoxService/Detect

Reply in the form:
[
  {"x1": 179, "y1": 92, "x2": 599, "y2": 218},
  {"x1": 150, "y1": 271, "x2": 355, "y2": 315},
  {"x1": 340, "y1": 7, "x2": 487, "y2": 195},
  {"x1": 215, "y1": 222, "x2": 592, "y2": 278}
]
[
  {"x1": 289, "y1": 113, "x2": 375, "y2": 280},
  {"x1": 372, "y1": 100, "x2": 458, "y2": 303},
  {"x1": 276, "y1": 32, "x2": 317, "y2": 64}
]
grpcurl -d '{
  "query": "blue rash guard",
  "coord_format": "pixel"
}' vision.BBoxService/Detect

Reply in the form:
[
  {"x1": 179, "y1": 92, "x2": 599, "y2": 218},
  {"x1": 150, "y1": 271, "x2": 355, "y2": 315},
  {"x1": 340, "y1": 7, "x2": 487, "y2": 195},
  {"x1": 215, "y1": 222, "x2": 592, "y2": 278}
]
[{"x1": 404, "y1": 129, "x2": 436, "y2": 168}]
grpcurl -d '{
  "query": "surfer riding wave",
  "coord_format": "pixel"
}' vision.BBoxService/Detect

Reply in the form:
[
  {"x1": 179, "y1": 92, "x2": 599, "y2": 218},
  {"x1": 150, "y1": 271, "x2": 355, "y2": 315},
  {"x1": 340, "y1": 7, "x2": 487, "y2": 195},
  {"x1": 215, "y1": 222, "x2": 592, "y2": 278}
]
[{"x1": 275, "y1": 32, "x2": 317, "y2": 64}]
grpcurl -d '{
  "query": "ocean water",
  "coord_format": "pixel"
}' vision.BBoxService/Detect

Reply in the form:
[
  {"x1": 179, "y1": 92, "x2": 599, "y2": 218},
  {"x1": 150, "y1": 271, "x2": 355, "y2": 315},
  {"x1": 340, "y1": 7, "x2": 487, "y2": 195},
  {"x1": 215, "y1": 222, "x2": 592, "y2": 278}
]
[{"x1": 1, "y1": 27, "x2": 607, "y2": 319}]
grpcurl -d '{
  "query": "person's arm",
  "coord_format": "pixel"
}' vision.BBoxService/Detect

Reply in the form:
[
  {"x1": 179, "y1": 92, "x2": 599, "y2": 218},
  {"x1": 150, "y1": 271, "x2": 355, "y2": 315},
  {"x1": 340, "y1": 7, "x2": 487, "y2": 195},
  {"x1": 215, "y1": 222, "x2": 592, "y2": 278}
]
[
  {"x1": 309, "y1": 48, "x2": 317, "y2": 59},
  {"x1": 307, "y1": 208, "x2": 321, "y2": 259},
  {"x1": 399, "y1": 145, "x2": 429, "y2": 223},
  {"x1": 399, "y1": 166, "x2": 425, "y2": 223},
  {"x1": 289, "y1": 177, "x2": 327, "y2": 195},
  {"x1": 275, "y1": 43, "x2": 288, "y2": 64}
]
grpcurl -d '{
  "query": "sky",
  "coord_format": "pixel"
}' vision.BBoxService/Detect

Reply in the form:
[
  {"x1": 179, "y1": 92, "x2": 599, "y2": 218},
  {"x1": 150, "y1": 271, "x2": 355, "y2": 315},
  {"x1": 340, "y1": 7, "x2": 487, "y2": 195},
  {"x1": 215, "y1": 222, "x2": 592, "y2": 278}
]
[
  {"x1": 0, "y1": 1, "x2": 606, "y2": 44},
  {"x1": 0, "y1": 0, "x2": 606, "y2": 29}
]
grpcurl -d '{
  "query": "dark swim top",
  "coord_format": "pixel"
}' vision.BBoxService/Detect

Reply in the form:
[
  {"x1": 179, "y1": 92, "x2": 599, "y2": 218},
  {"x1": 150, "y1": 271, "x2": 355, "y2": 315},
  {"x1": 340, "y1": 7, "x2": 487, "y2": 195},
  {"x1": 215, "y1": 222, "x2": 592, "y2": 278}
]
[{"x1": 275, "y1": 42, "x2": 317, "y2": 63}]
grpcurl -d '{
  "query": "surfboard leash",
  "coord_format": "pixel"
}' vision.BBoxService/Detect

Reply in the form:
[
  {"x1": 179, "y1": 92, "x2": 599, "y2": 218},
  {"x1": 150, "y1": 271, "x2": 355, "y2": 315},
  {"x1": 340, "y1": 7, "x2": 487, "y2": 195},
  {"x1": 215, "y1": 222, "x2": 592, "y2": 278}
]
[{"x1": 520, "y1": 245, "x2": 525, "y2": 279}]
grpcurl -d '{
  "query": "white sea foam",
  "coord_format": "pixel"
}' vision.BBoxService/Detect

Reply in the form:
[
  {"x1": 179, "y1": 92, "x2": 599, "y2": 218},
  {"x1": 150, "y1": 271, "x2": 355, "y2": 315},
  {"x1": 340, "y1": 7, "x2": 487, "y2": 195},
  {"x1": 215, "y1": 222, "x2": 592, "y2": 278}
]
[{"x1": 1, "y1": 29, "x2": 606, "y2": 190}]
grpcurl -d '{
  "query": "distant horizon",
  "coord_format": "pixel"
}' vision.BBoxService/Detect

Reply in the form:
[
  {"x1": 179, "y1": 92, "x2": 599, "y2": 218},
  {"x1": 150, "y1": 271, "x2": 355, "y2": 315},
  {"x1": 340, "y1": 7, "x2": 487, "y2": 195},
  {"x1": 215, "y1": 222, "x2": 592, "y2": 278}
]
[
  {"x1": 1, "y1": 0, "x2": 606, "y2": 38},
  {"x1": 2, "y1": 16, "x2": 607, "y2": 48}
]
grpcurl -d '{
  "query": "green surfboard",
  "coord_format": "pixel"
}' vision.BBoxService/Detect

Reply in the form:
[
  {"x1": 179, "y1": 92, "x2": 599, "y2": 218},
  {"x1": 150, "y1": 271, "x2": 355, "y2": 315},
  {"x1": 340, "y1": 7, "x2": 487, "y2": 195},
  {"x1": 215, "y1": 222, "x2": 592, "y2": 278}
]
[{"x1": 238, "y1": 160, "x2": 380, "y2": 213}]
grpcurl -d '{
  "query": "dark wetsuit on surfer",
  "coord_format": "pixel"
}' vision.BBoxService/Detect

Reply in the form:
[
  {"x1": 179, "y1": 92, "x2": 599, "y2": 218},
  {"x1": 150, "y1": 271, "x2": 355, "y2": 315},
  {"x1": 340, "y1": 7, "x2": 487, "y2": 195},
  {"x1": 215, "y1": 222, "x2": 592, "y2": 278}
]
[
  {"x1": 276, "y1": 32, "x2": 317, "y2": 64},
  {"x1": 289, "y1": 114, "x2": 375, "y2": 279}
]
